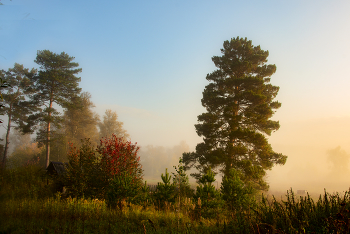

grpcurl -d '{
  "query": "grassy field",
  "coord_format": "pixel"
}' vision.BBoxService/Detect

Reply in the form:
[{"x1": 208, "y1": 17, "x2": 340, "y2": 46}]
[{"x1": 1, "y1": 164, "x2": 350, "y2": 233}]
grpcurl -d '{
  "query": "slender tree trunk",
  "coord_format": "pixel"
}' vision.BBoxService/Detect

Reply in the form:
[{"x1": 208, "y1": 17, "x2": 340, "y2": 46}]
[
  {"x1": 2, "y1": 89, "x2": 22, "y2": 169},
  {"x1": 229, "y1": 87, "x2": 239, "y2": 170},
  {"x1": 46, "y1": 120, "x2": 50, "y2": 168},
  {"x1": 2, "y1": 109, "x2": 12, "y2": 168},
  {"x1": 46, "y1": 99, "x2": 53, "y2": 168}
]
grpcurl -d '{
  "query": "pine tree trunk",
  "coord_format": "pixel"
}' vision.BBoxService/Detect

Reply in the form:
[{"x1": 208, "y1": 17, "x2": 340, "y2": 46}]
[
  {"x1": 2, "y1": 108, "x2": 12, "y2": 168},
  {"x1": 229, "y1": 86, "x2": 239, "y2": 169},
  {"x1": 46, "y1": 99, "x2": 53, "y2": 168},
  {"x1": 46, "y1": 120, "x2": 50, "y2": 168}
]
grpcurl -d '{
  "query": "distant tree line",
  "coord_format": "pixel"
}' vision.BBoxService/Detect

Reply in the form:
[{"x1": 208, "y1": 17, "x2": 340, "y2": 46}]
[{"x1": 0, "y1": 50, "x2": 129, "y2": 169}]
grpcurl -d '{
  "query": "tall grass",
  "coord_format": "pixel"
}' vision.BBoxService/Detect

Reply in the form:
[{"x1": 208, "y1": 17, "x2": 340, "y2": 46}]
[
  {"x1": 1, "y1": 195, "x2": 226, "y2": 233},
  {"x1": 255, "y1": 189, "x2": 350, "y2": 233},
  {"x1": 0, "y1": 165, "x2": 223, "y2": 233},
  {"x1": 1, "y1": 164, "x2": 350, "y2": 233},
  {"x1": 0, "y1": 163, "x2": 53, "y2": 200}
]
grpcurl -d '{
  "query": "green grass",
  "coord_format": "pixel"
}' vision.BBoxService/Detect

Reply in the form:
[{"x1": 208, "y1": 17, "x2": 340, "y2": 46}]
[
  {"x1": 1, "y1": 164, "x2": 350, "y2": 233},
  {"x1": 1, "y1": 196, "x2": 227, "y2": 233}
]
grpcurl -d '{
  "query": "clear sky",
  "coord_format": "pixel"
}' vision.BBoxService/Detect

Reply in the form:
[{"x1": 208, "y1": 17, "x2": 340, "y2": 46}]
[{"x1": 1, "y1": 0, "x2": 350, "y2": 193}]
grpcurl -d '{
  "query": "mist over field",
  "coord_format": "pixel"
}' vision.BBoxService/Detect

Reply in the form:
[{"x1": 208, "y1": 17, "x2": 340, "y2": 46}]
[
  {"x1": 3, "y1": 114, "x2": 350, "y2": 196},
  {"x1": 267, "y1": 117, "x2": 350, "y2": 195},
  {"x1": 2, "y1": 0, "x2": 350, "y2": 199},
  {"x1": 131, "y1": 116, "x2": 350, "y2": 195}
]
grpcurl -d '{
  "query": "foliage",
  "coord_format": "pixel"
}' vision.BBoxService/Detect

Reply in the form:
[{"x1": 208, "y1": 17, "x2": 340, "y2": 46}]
[
  {"x1": 62, "y1": 92, "x2": 100, "y2": 148},
  {"x1": 97, "y1": 134, "x2": 142, "y2": 180},
  {"x1": 172, "y1": 157, "x2": 194, "y2": 199},
  {"x1": 0, "y1": 161, "x2": 53, "y2": 201},
  {"x1": 254, "y1": 189, "x2": 350, "y2": 233},
  {"x1": 154, "y1": 168, "x2": 176, "y2": 208},
  {"x1": 98, "y1": 109, "x2": 129, "y2": 140},
  {"x1": 194, "y1": 167, "x2": 221, "y2": 206},
  {"x1": 8, "y1": 142, "x2": 45, "y2": 168},
  {"x1": 3, "y1": 161, "x2": 350, "y2": 233},
  {"x1": 99, "y1": 134, "x2": 144, "y2": 209},
  {"x1": 26, "y1": 50, "x2": 82, "y2": 168},
  {"x1": 220, "y1": 168, "x2": 256, "y2": 212},
  {"x1": 133, "y1": 180, "x2": 153, "y2": 207},
  {"x1": 30, "y1": 92, "x2": 101, "y2": 164},
  {"x1": 5, "y1": 128, "x2": 31, "y2": 154},
  {"x1": 193, "y1": 167, "x2": 223, "y2": 218},
  {"x1": 0, "y1": 63, "x2": 37, "y2": 168},
  {"x1": 64, "y1": 135, "x2": 142, "y2": 200},
  {"x1": 64, "y1": 138, "x2": 104, "y2": 199},
  {"x1": 0, "y1": 196, "x2": 216, "y2": 234},
  {"x1": 183, "y1": 37, "x2": 287, "y2": 190},
  {"x1": 0, "y1": 68, "x2": 10, "y2": 104},
  {"x1": 106, "y1": 171, "x2": 141, "y2": 210}
]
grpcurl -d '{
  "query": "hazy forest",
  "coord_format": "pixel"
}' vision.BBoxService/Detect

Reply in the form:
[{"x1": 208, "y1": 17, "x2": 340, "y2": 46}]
[{"x1": 1, "y1": 37, "x2": 350, "y2": 233}]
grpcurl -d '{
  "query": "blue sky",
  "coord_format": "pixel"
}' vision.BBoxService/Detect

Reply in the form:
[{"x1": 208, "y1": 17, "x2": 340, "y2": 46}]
[{"x1": 1, "y1": 0, "x2": 350, "y2": 192}]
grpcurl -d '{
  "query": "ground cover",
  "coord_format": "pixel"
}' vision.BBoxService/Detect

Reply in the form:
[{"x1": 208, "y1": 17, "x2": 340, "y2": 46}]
[{"x1": 1, "y1": 164, "x2": 350, "y2": 233}]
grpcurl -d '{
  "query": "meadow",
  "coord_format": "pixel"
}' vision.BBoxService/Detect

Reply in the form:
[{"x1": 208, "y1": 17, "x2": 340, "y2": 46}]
[{"x1": 1, "y1": 164, "x2": 350, "y2": 234}]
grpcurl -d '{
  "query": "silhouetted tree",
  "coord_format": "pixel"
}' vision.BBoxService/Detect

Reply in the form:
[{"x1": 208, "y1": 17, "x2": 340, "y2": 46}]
[{"x1": 183, "y1": 37, "x2": 287, "y2": 190}]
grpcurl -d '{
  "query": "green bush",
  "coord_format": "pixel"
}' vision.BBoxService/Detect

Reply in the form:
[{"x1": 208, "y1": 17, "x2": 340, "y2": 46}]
[
  {"x1": 106, "y1": 171, "x2": 141, "y2": 210},
  {"x1": 132, "y1": 180, "x2": 153, "y2": 208},
  {"x1": 63, "y1": 139, "x2": 105, "y2": 199},
  {"x1": 154, "y1": 168, "x2": 176, "y2": 209},
  {"x1": 172, "y1": 157, "x2": 194, "y2": 199},
  {"x1": 221, "y1": 168, "x2": 256, "y2": 212},
  {"x1": 63, "y1": 135, "x2": 143, "y2": 200},
  {"x1": 193, "y1": 167, "x2": 223, "y2": 219}
]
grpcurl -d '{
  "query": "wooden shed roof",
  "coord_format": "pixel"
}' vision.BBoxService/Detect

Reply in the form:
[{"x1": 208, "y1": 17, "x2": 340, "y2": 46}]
[{"x1": 46, "y1": 161, "x2": 68, "y2": 176}]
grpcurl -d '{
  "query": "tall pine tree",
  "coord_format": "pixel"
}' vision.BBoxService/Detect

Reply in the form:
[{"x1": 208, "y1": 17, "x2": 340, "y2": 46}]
[
  {"x1": 0, "y1": 63, "x2": 37, "y2": 168},
  {"x1": 28, "y1": 50, "x2": 82, "y2": 168},
  {"x1": 183, "y1": 37, "x2": 287, "y2": 190}
]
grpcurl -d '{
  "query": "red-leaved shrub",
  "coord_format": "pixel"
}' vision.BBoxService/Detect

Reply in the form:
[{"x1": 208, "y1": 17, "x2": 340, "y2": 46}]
[
  {"x1": 98, "y1": 135, "x2": 142, "y2": 181},
  {"x1": 64, "y1": 135, "x2": 143, "y2": 199}
]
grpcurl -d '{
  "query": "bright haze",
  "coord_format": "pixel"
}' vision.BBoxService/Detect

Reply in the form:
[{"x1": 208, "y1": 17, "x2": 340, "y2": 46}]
[{"x1": 1, "y1": 0, "x2": 350, "y2": 195}]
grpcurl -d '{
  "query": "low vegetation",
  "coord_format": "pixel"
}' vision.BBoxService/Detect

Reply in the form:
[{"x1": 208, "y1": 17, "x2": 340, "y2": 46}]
[{"x1": 1, "y1": 150, "x2": 350, "y2": 233}]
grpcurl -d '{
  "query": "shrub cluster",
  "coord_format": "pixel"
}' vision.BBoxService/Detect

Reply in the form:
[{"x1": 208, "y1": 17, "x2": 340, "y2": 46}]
[
  {"x1": 60, "y1": 137, "x2": 257, "y2": 217},
  {"x1": 62, "y1": 134, "x2": 142, "y2": 204}
]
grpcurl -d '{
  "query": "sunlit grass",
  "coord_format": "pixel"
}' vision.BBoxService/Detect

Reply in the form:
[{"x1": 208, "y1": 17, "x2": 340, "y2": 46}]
[
  {"x1": 1, "y1": 195, "x2": 223, "y2": 233},
  {"x1": 1, "y1": 164, "x2": 350, "y2": 233}
]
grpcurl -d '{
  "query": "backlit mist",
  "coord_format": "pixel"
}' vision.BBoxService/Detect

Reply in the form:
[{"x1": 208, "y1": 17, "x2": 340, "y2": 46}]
[{"x1": 1, "y1": 0, "x2": 350, "y2": 197}]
